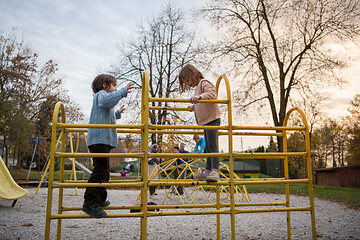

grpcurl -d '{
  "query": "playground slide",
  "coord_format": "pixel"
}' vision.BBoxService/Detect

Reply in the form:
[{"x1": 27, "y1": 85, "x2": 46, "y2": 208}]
[
  {"x1": 64, "y1": 158, "x2": 120, "y2": 177},
  {"x1": 0, "y1": 156, "x2": 29, "y2": 200},
  {"x1": 65, "y1": 158, "x2": 92, "y2": 175}
]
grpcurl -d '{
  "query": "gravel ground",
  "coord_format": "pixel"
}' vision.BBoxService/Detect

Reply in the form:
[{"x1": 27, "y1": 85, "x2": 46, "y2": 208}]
[{"x1": 0, "y1": 187, "x2": 359, "y2": 240}]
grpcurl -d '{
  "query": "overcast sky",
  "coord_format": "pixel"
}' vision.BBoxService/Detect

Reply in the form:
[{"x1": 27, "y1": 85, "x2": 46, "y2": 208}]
[{"x1": 1, "y1": 0, "x2": 359, "y2": 150}]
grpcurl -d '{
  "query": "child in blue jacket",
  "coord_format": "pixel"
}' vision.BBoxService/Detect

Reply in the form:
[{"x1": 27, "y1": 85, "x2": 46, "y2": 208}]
[{"x1": 82, "y1": 74, "x2": 134, "y2": 218}]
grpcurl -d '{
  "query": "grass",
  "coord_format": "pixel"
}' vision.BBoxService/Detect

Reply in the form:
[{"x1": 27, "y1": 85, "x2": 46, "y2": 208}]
[
  {"x1": 7, "y1": 168, "x2": 360, "y2": 209},
  {"x1": 243, "y1": 184, "x2": 360, "y2": 209}
]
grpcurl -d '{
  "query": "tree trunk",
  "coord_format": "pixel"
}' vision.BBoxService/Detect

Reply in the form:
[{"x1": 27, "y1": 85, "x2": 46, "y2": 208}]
[
  {"x1": 276, "y1": 135, "x2": 284, "y2": 177},
  {"x1": 4, "y1": 137, "x2": 8, "y2": 166},
  {"x1": 332, "y1": 142, "x2": 336, "y2": 167}
]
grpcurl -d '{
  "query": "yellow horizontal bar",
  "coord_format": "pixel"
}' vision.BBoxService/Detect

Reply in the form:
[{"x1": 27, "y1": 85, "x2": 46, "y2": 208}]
[
  {"x1": 55, "y1": 152, "x2": 144, "y2": 158},
  {"x1": 147, "y1": 152, "x2": 306, "y2": 159},
  {"x1": 150, "y1": 98, "x2": 228, "y2": 104},
  {"x1": 50, "y1": 206, "x2": 312, "y2": 220},
  {"x1": 233, "y1": 179, "x2": 309, "y2": 185},
  {"x1": 51, "y1": 209, "x2": 227, "y2": 220},
  {"x1": 62, "y1": 205, "x2": 137, "y2": 211},
  {"x1": 149, "y1": 130, "x2": 204, "y2": 135},
  {"x1": 147, "y1": 209, "x2": 228, "y2": 217},
  {"x1": 232, "y1": 202, "x2": 287, "y2": 207},
  {"x1": 148, "y1": 152, "x2": 228, "y2": 158},
  {"x1": 50, "y1": 212, "x2": 143, "y2": 219},
  {"x1": 57, "y1": 124, "x2": 304, "y2": 133},
  {"x1": 146, "y1": 206, "x2": 311, "y2": 216},
  {"x1": 228, "y1": 132, "x2": 283, "y2": 137},
  {"x1": 150, "y1": 203, "x2": 217, "y2": 209},
  {"x1": 233, "y1": 125, "x2": 306, "y2": 131},
  {"x1": 153, "y1": 202, "x2": 286, "y2": 209},
  {"x1": 147, "y1": 130, "x2": 283, "y2": 137},
  {"x1": 57, "y1": 123, "x2": 144, "y2": 129},
  {"x1": 149, "y1": 107, "x2": 190, "y2": 111},
  {"x1": 57, "y1": 123, "x2": 304, "y2": 132},
  {"x1": 66, "y1": 128, "x2": 141, "y2": 134},
  {"x1": 149, "y1": 124, "x2": 228, "y2": 130},
  {"x1": 53, "y1": 182, "x2": 144, "y2": 188},
  {"x1": 55, "y1": 178, "x2": 308, "y2": 189},
  {"x1": 148, "y1": 179, "x2": 228, "y2": 186},
  {"x1": 54, "y1": 152, "x2": 306, "y2": 160},
  {"x1": 62, "y1": 201, "x2": 288, "y2": 213},
  {"x1": 63, "y1": 179, "x2": 142, "y2": 183},
  {"x1": 147, "y1": 206, "x2": 312, "y2": 216},
  {"x1": 234, "y1": 206, "x2": 312, "y2": 214},
  {"x1": 232, "y1": 152, "x2": 307, "y2": 158}
]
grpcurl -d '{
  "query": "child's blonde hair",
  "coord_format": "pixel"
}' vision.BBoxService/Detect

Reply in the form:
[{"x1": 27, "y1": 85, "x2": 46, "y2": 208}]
[
  {"x1": 178, "y1": 64, "x2": 204, "y2": 93},
  {"x1": 91, "y1": 74, "x2": 117, "y2": 93}
]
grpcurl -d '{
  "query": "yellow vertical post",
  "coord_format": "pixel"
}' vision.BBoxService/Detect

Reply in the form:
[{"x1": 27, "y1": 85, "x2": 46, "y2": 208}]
[
  {"x1": 45, "y1": 102, "x2": 65, "y2": 240},
  {"x1": 68, "y1": 132, "x2": 78, "y2": 195},
  {"x1": 283, "y1": 128, "x2": 292, "y2": 239},
  {"x1": 216, "y1": 75, "x2": 234, "y2": 239},
  {"x1": 35, "y1": 134, "x2": 61, "y2": 195},
  {"x1": 56, "y1": 111, "x2": 66, "y2": 240},
  {"x1": 140, "y1": 70, "x2": 150, "y2": 240},
  {"x1": 303, "y1": 112, "x2": 317, "y2": 240},
  {"x1": 216, "y1": 185, "x2": 221, "y2": 240}
]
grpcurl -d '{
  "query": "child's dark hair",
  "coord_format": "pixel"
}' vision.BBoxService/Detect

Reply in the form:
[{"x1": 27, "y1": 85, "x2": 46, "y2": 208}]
[
  {"x1": 174, "y1": 146, "x2": 180, "y2": 151},
  {"x1": 91, "y1": 74, "x2": 117, "y2": 93},
  {"x1": 178, "y1": 64, "x2": 204, "y2": 93}
]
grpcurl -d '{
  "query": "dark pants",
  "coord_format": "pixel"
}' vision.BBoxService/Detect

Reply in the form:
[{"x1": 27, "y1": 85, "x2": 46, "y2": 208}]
[
  {"x1": 84, "y1": 144, "x2": 111, "y2": 206},
  {"x1": 204, "y1": 118, "x2": 220, "y2": 171},
  {"x1": 149, "y1": 186, "x2": 156, "y2": 195},
  {"x1": 173, "y1": 168, "x2": 184, "y2": 194}
]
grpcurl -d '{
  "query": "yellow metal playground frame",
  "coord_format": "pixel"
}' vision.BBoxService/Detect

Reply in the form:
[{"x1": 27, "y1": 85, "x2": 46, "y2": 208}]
[{"x1": 44, "y1": 70, "x2": 317, "y2": 240}]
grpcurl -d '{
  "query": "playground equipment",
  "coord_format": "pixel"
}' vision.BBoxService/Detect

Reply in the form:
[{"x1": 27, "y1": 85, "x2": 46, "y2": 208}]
[
  {"x1": 44, "y1": 71, "x2": 317, "y2": 240},
  {"x1": 0, "y1": 156, "x2": 29, "y2": 207},
  {"x1": 144, "y1": 157, "x2": 250, "y2": 205},
  {"x1": 35, "y1": 132, "x2": 94, "y2": 195},
  {"x1": 18, "y1": 137, "x2": 44, "y2": 181}
]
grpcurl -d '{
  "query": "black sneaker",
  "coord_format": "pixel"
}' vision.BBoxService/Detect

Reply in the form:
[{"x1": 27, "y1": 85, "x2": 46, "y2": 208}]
[
  {"x1": 82, "y1": 204, "x2": 107, "y2": 218},
  {"x1": 99, "y1": 200, "x2": 110, "y2": 208}
]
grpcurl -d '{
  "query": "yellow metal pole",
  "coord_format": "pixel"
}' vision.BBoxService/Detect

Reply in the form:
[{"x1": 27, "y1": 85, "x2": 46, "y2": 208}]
[
  {"x1": 283, "y1": 125, "x2": 292, "y2": 239},
  {"x1": 35, "y1": 134, "x2": 61, "y2": 195},
  {"x1": 216, "y1": 185, "x2": 221, "y2": 240},
  {"x1": 56, "y1": 108, "x2": 67, "y2": 240},
  {"x1": 306, "y1": 127, "x2": 317, "y2": 240},
  {"x1": 140, "y1": 70, "x2": 150, "y2": 240},
  {"x1": 45, "y1": 102, "x2": 65, "y2": 240},
  {"x1": 68, "y1": 132, "x2": 78, "y2": 195},
  {"x1": 216, "y1": 75, "x2": 235, "y2": 240}
]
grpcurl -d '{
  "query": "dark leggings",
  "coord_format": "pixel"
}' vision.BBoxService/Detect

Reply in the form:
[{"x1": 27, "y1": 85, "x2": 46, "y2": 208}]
[
  {"x1": 84, "y1": 144, "x2": 110, "y2": 206},
  {"x1": 204, "y1": 118, "x2": 220, "y2": 171}
]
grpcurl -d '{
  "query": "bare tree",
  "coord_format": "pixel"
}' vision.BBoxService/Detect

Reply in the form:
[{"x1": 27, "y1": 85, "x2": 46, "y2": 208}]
[
  {"x1": 111, "y1": 2, "x2": 201, "y2": 146},
  {"x1": 202, "y1": 0, "x2": 360, "y2": 155}
]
